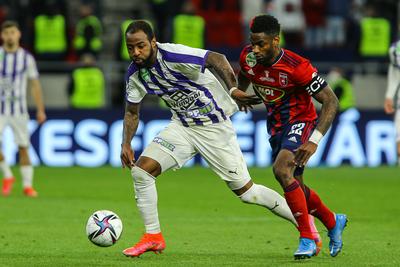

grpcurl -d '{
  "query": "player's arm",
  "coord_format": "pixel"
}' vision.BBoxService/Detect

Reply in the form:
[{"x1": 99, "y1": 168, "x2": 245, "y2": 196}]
[
  {"x1": 29, "y1": 78, "x2": 46, "y2": 124},
  {"x1": 294, "y1": 85, "x2": 339, "y2": 167},
  {"x1": 384, "y1": 64, "x2": 396, "y2": 114},
  {"x1": 121, "y1": 101, "x2": 141, "y2": 168},
  {"x1": 237, "y1": 70, "x2": 251, "y2": 92},
  {"x1": 205, "y1": 51, "x2": 261, "y2": 107}
]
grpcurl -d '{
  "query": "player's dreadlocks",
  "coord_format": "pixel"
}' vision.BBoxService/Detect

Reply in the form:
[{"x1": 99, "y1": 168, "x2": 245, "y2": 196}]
[
  {"x1": 250, "y1": 14, "x2": 280, "y2": 37},
  {"x1": 125, "y1": 20, "x2": 154, "y2": 41}
]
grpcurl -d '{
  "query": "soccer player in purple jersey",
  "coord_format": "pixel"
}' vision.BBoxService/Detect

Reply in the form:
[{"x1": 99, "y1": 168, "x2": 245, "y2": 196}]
[{"x1": 0, "y1": 21, "x2": 46, "y2": 197}]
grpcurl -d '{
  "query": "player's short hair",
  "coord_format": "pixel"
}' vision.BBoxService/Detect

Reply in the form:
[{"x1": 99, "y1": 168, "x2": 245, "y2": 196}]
[
  {"x1": 1, "y1": 20, "x2": 20, "y2": 32},
  {"x1": 125, "y1": 20, "x2": 154, "y2": 41},
  {"x1": 250, "y1": 15, "x2": 280, "y2": 37}
]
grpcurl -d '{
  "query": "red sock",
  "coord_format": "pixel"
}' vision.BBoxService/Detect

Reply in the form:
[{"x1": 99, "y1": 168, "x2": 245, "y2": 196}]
[
  {"x1": 305, "y1": 186, "x2": 336, "y2": 230},
  {"x1": 284, "y1": 180, "x2": 313, "y2": 239}
]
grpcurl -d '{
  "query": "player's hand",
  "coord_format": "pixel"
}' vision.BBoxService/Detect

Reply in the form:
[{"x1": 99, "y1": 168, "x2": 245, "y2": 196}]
[
  {"x1": 120, "y1": 143, "x2": 136, "y2": 169},
  {"x1": 231, "y1": 89, "x2": 262, "y2": 112},
  {"x1": 293, "y1": 141, "x2": 318, "y2": 167},
  {"x1": 384, "y1": 98, "x2": 394, "y2": 114},
  {"x1": 36, "y1": 110, "x2": 46, "y2": 124}
]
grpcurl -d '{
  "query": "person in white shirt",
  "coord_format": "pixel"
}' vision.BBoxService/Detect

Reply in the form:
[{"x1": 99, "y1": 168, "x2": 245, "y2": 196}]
[
  {"x1": 0, "y1": 21, "x2": 46, "y2": 197},
  {"x1": 384, "y1": 39, "x2": 400, "y2": 165}
]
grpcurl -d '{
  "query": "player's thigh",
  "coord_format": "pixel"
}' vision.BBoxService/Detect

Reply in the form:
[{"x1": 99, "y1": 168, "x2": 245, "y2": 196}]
[
  {"x1": 191, "y1": 119, "x2": 251, "y2": 190},
  {"x1": 0, "y1": 116, "x2": 9, "y2": 144},
  {"x1": 141, "y1": 121, "x2": 197, "y2": 174},
  {"x1": 272, "y1": 149, "x2": 296, "y2": 181},
  {"x1": 8, "y1": 115, "x2": 30, "y2": 147}
]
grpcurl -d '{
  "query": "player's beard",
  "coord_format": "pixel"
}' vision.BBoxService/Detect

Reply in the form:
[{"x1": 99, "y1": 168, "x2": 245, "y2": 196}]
[
  {"x1": 257, "y1": 47, "x2": 277, "y2": 66},
  {"x1": 4, "y1": 39, "x2": 17, "y2": 50},
  {"x1": 135, "y1": 47, "x2": 155, "y2": 68}
]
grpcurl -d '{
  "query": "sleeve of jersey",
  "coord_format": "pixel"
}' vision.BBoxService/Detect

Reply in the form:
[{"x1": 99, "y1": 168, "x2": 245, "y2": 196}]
[
  {"x1": 27, "y1": 55, "x2": 39, "y2": 79},
  {"x1": 165, "y1": 43, "x2": 209, "y2": 73},
  {"x1": 292, "y1": 60, "x2": 327, "y2": 96},
  {"x1": 125, "y1": 73, "x2": 147, "y2": 104}
]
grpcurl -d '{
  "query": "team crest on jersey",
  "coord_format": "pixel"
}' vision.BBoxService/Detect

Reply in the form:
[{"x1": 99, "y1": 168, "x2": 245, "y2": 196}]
[
  {"x1": 253, "y1": 84, "x2": 285, "y2": 103},
  {"x1": 279, "y1": 72, "x2": 288, "y2": 87},
  {"x1": 246, "y1": 52, "x2": 257, "y2": 67}
]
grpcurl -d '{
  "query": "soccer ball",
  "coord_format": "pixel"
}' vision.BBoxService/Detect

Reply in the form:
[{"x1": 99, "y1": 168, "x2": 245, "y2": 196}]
[{"x1": 86, "y1": 210, "x2": 123, "y2": 247}]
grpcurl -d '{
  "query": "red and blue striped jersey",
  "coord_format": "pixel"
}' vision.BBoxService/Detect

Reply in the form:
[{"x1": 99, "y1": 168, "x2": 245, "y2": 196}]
[{"x1": 239, "y1": 46, "x2": 326, "y2": 136}]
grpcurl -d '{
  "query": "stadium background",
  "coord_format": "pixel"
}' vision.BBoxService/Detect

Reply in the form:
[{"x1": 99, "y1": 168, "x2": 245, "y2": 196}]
[
  {"x1": 1, "y1": 1, "x2": 400, "y2": 266},
  {"x1": 0, "y1": 0, "x2": 399, "y2": 167}
]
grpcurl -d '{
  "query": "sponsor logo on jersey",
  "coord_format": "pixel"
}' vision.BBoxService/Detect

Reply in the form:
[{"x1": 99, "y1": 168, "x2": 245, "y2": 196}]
[
  {"x1": 168, "y1": 90, "x2": 202, "y2": 110},
  {"x1": 246, "y1": 52, "x2": 257, "y2": 67},
  {"x1": 139, "y1": 68, "x2": 151, "y2": 82},
  {"x1": 253, "y1": 84, "x2": 285, "y2": 102},
  {"x1": 260, "y1": 70, "x2": 275, "y2": 82},
  {"x1": 247, "y1": 69, "x2": 255, "y2": 75},
  {"x1": 279, "y1": 72, "x2": 288, "y2": 87}
]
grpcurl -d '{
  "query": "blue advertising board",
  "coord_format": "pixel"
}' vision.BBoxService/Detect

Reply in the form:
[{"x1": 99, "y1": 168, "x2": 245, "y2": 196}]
[{"x1": 1, "y1": 108, "x2": 397, "y2": 167}]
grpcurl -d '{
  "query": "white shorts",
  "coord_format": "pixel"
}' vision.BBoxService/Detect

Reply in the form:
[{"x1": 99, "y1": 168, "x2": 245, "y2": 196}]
[
  {"x1": 0, "y1": 114, "x2": 30, "y2": 147},
  {"x1": 141, "y1": 119, "x2": 251, "y2": 190},
  {"x1": 395, "y1": 109, "x2": 400, "y2": 142}
]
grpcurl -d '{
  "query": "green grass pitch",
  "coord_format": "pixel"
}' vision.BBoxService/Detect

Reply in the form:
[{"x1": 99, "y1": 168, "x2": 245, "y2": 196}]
[{"x1": 1, "y1": 166, "x2": 399, "y2": 266}]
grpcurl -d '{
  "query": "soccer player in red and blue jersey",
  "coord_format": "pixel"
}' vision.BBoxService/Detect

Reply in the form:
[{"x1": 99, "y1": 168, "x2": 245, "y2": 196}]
[{"x1": 236, "y1": 14, "x2": 348, "y2": 259}]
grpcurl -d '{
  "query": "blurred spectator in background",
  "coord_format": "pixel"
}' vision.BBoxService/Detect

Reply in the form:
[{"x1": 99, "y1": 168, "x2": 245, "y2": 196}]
[
  {"x1": 73, "y1": 3, "x2": 102, "y2": 58},
  {"x1": 69, "y1": 54, "x2": 105, "y2": 109},
  {"x1": 33, "y1": 0, "x2": 68, "y2": 61},
  {"x1": 240, "y1": 0, "x2": 264, "y2": 42},
  {"x1": 302, "y1": 0, "x2": 326, "y2": 49},
  {"x1": 171, "y1": 0, "x2": 205, "y2": 48},
  {"x1": 325, "y1": 0, "x2": 349, "y2": 47},
  {"x1": 327, "y1": 67, "x2": 355, "y2": 111},
  {"x1": 272, "y1": 0, "x2": 305, "y2": 47},
  {"x1": 384, "y1": 38, "x2": 400, "y2": 165},
  {"x1": 358, "y1": 3, "x2": 391, "y2": 59}
]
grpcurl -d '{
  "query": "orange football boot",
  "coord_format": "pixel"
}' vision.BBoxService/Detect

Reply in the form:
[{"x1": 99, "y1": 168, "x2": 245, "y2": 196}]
[
  {"x1": 23, "y1": 187, "x2": 38, "y2": 197},
  {"x1": 2, "y1": 178, "x2": 15, "y2": 196},
  {"x1": 123, "y1": 232, "x2": 166, "y2": 257},
  {"x1": 309, "y1": 214, "x2": 323, "y2": 256}
]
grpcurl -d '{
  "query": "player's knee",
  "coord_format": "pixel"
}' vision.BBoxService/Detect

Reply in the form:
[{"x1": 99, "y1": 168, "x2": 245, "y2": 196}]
[
  {"x1": 131, "y1": 166, "x2": 156, "y2": 189},
  {"x1": 272, "y1": 163, "x2": 291, "y2": 182}
]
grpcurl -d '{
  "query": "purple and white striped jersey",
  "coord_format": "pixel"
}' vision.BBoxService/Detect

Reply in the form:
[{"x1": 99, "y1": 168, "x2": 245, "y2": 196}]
[
  {"x1": 0, "y1": 47, "x2": 38, "y2": 116},
  {"x1": 125, "y1": 42, "x2": 238, "y2": 127}
]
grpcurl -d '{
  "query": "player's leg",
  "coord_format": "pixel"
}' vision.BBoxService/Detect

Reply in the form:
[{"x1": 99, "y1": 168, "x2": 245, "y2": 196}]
[
  {"x1": 190, "y1": 119, "x2": 297, "y2": 225},
  {"x1": 10, "y1": 116, "x2": 36, "y2": 197},
  {"x1": 123, "y1": 121, "x2": 196, "y2": 257},
  {"x1": 1, "y1": 151, "x2": 15, "y2": 196},
  {"x1": 395, "y1": 109, "x2": 400, "y2": 165},
  {"x1": 0, "y1": 117, "x2": 15, "y2": 196}
]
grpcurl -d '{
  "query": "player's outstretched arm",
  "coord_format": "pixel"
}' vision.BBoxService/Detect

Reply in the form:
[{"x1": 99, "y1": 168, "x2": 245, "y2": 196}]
[
  {"x1": 205, "y1": 51, "x2": 261, "y2": 108},
  {"x1": 294, "y1": 86, "x2": 339, "y2": 167},
  {"x1": 205, "y1": 51, "x2": 237, "y2": 89},
  {"x1": 121, "y1": 102, "x2": 140, "y2": 169}
]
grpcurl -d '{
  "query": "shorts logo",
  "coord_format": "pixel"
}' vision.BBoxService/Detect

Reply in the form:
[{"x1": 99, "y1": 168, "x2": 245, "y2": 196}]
[
  {"x1": 152, "y1": 137, "x2": 175, "y2": 152},
  {"x1": 246, "y1": 52, "x2": 257, "y2": 67},
  {"x1": 279, "y1": 72, "x2": 288, "y2": 87},
  {"x1": 253, "y1": 84, "x2": 285, "y2": 103}
]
